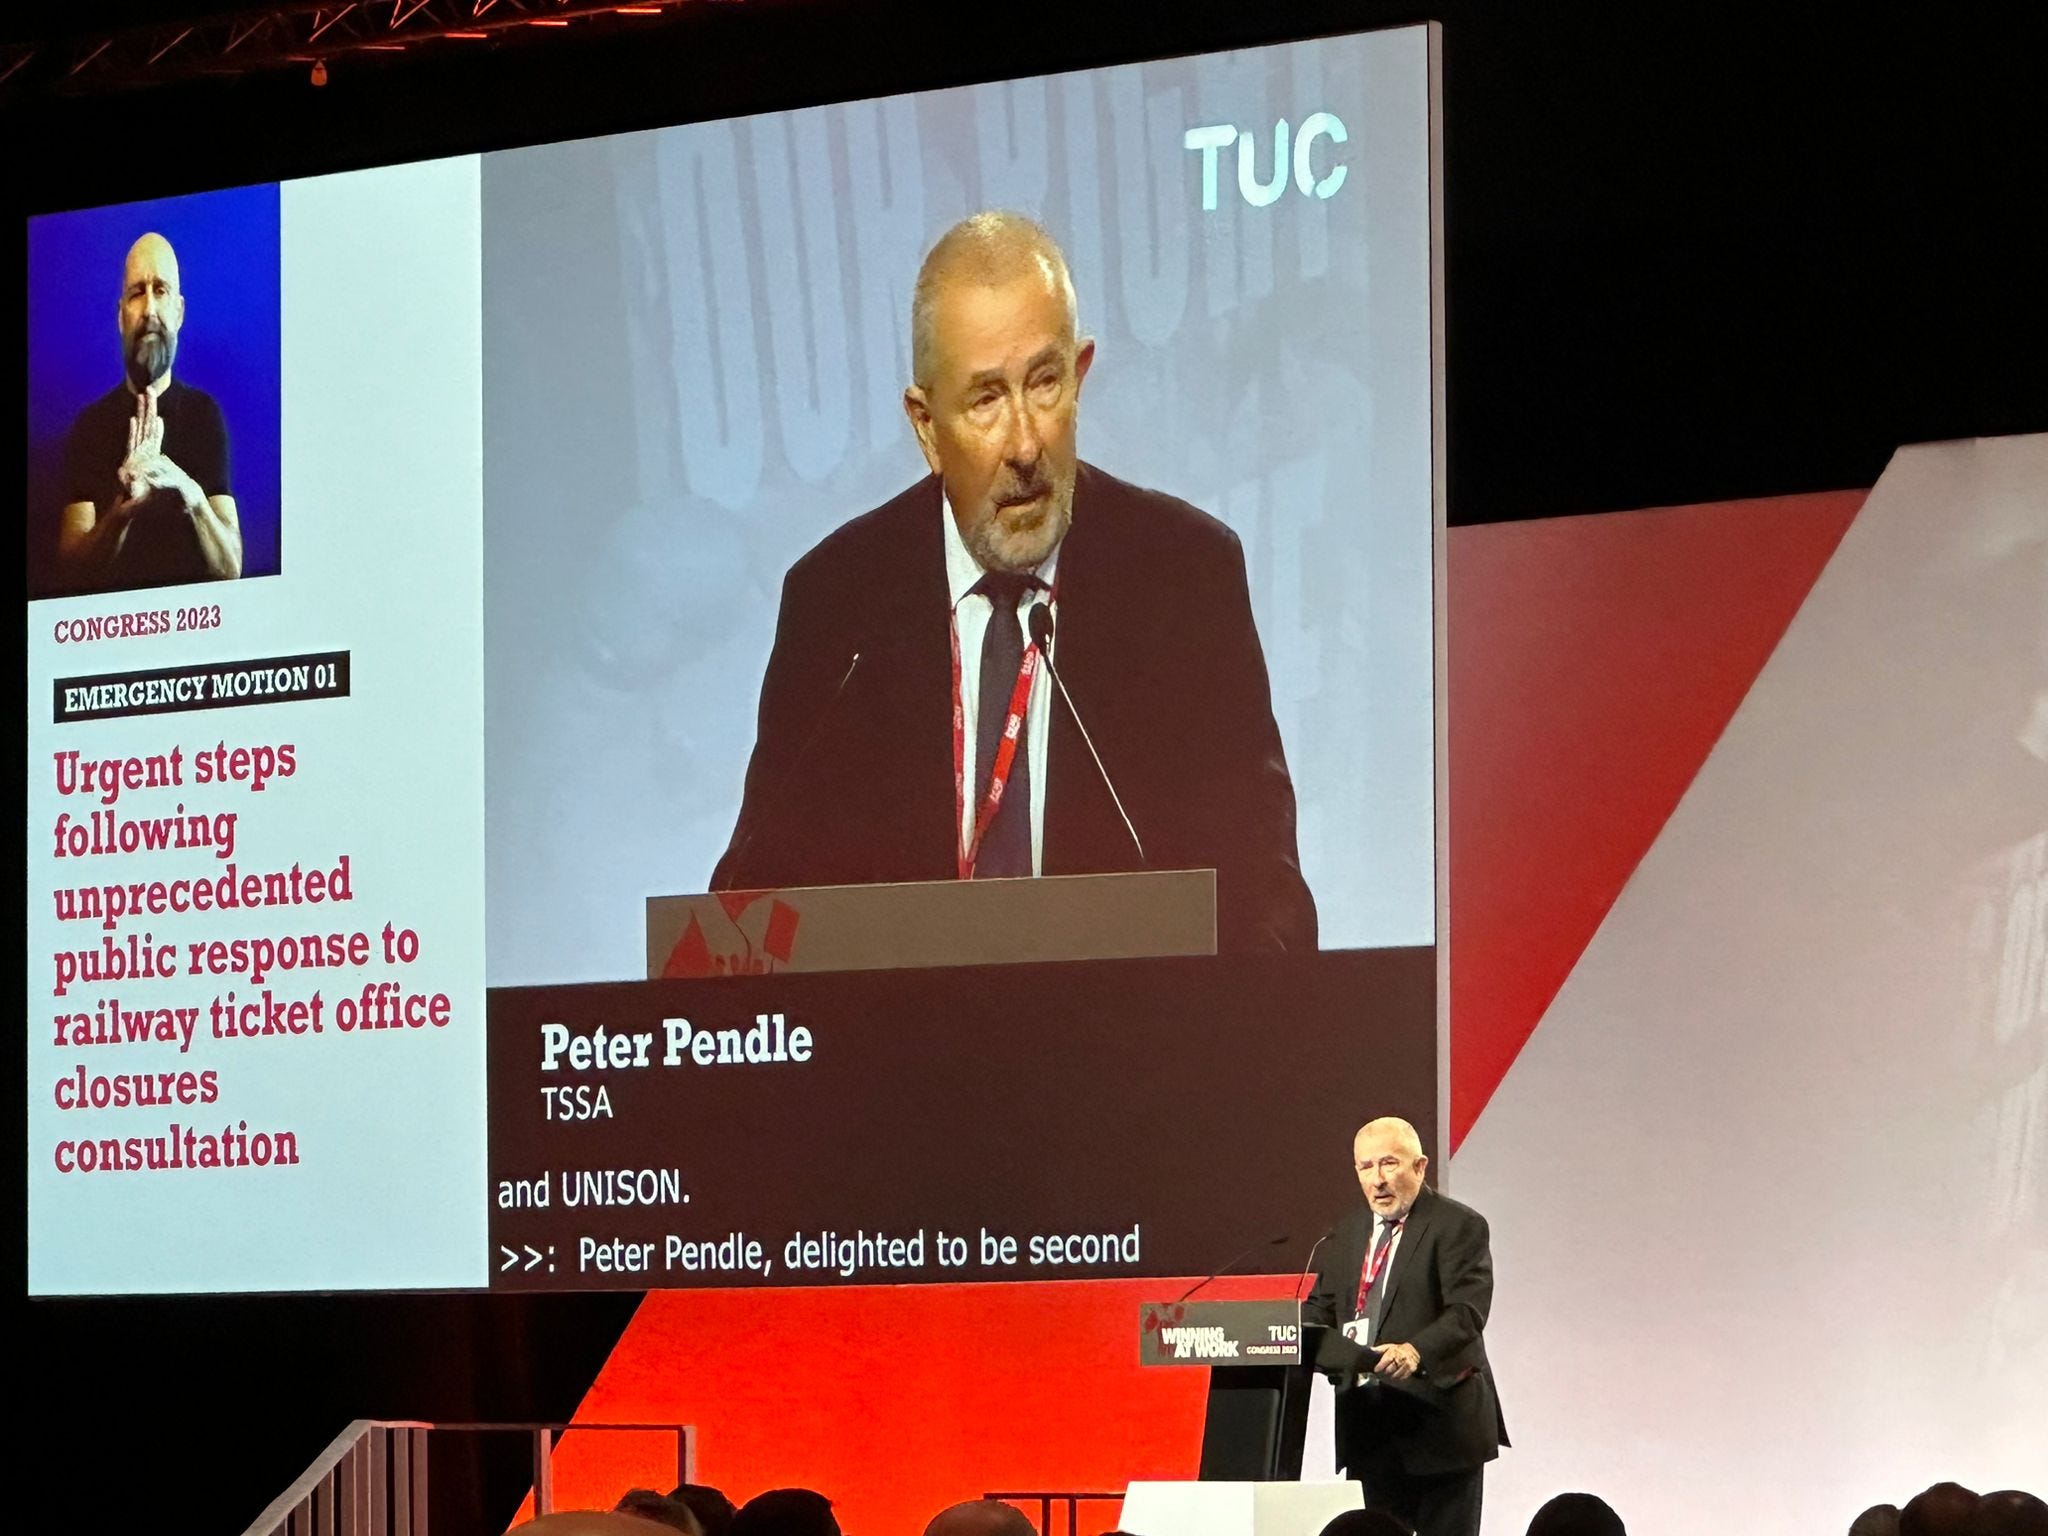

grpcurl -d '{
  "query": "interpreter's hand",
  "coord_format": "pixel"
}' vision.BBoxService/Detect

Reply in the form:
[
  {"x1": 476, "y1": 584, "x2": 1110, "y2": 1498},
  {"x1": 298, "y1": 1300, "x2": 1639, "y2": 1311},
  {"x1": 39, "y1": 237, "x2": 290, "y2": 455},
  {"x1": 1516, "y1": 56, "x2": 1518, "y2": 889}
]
[
  {"x1": 1372, "y1": 1341, "x2": 1421, "y2": 1380},
  {"x1": 116, "y1": 391, "x2": 165, "y2": 496},
  {"x1": 118, "y1": 390, "x2": 205, "y2": 509},
  {"x1": 124, "y1": 449, "x2": 201, "y2": 500}
]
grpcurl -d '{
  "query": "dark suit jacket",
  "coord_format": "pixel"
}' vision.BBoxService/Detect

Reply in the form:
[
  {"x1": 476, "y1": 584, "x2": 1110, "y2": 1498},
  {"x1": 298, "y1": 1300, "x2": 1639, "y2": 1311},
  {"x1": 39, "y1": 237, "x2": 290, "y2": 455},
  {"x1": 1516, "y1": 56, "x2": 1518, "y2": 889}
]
[
  {"x1": 711, "y1": 462, "x2": 1317, "y2": 951},
  {"x1": 1303, "y1": 1185, "x2": 1509, "y2": 1477}
]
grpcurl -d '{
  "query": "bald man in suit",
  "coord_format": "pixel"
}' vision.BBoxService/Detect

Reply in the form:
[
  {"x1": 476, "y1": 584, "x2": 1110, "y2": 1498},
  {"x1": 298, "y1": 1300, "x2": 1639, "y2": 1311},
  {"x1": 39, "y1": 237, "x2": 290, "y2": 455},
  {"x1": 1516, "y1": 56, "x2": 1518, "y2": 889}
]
[{"x1": 1303, "y1": 1117, "x2": 1508, "y2": 1536}]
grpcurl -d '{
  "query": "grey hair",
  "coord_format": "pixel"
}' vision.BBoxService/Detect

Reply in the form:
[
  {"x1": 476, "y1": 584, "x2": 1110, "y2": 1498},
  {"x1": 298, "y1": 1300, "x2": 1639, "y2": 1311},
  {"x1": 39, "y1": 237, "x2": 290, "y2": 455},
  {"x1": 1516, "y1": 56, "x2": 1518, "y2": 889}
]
[
  {"x1": 910, "y1": 210, "x2": 1080, "y2": 388},
  {"x1": 1357, "y1": 1117, "x2": 1425, "y2": 1160}
]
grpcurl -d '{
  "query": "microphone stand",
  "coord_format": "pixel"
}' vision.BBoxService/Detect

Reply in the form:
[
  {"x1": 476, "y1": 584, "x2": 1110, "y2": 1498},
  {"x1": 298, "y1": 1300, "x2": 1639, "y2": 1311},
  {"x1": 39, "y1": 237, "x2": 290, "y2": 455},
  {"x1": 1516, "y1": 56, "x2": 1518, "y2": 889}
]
[{"x1": 1028, "y1": 602, "x2": 1146, "y2": 864}]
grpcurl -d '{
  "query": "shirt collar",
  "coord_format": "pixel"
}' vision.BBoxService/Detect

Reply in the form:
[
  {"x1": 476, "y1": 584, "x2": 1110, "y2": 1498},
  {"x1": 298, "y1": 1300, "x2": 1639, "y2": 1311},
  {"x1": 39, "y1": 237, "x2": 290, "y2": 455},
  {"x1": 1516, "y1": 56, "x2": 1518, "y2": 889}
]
[{"x1": 941, "y1": 490, "x2": 1061, "y2": 609}]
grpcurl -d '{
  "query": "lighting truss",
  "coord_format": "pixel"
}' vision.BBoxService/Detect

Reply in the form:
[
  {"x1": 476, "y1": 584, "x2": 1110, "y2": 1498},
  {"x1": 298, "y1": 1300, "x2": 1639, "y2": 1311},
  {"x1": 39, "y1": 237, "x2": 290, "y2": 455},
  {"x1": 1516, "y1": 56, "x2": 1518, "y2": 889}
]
[{"x1": 3, "y1": 0, "x2": 706, "y2": 97}]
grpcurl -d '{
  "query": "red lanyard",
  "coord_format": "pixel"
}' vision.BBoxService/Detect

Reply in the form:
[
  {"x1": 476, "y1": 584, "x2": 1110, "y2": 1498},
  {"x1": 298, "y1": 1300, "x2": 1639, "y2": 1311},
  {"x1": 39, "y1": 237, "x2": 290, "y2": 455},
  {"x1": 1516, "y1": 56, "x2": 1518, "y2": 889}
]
[
  {"x1": 1355, "y1": 1219, "x2": 1403, "y2": 1316},
  {"x1": 950, "y1": 597, "x2": 1045, "y2": 879}
]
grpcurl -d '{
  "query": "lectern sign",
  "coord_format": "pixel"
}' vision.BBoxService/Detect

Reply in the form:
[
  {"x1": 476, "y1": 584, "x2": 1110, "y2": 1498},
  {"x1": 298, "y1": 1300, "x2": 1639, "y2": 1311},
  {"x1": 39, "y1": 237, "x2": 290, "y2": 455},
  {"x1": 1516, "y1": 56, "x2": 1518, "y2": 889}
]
[{"x1": 1138, "y1": 1299, "x2": 1305, "y2": 1367}]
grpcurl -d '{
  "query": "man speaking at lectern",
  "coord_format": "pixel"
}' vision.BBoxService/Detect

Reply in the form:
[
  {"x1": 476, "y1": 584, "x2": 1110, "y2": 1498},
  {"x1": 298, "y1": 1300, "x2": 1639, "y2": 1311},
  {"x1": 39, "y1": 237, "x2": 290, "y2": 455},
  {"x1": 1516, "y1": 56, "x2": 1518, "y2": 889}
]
[
  {"x1": 1303, "y1": 1116, "x2": 1507, "y2": 1536},
  {"x1": 711, "y1": 211, "x2": 1316, "y2": 952}
]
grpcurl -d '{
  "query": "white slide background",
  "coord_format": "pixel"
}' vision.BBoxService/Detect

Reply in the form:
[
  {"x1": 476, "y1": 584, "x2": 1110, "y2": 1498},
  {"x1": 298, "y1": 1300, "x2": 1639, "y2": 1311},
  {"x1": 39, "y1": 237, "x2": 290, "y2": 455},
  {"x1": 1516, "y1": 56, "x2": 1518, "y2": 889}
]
[
  {"x1": 1455, "y1": 435, "x2": 2048, "y2": 1531},
  {"x1": 26, "y1": 157, "x2": 489, "y2": 1294}
]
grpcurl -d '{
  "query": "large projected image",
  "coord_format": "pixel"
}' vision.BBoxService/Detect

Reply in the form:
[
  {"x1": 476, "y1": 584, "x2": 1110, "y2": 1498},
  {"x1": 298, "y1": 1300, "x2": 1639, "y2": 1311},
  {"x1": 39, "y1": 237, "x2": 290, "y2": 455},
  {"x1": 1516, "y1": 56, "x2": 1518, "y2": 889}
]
[
  {"x1": 481, "y1": 28, "x2": 1437, "y2": 983},
  {"x1": 477, "y1": 29, "x2": 1442, "y2": 1295},
  {"x1": 23, "y1": 25, "x2": 1441, "y2": 1299}
]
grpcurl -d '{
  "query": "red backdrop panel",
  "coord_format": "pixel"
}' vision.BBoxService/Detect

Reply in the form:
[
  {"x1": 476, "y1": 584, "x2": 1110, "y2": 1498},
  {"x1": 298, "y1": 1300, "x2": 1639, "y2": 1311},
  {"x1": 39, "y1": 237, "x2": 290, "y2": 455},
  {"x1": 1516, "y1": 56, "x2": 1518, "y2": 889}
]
[
  {"x1": 529, "y1": 1273, "x2": 1293, "y2": 1532},
  {"x1": 1446, "y1": 490, "x2": 1862, "y2": 1145}
]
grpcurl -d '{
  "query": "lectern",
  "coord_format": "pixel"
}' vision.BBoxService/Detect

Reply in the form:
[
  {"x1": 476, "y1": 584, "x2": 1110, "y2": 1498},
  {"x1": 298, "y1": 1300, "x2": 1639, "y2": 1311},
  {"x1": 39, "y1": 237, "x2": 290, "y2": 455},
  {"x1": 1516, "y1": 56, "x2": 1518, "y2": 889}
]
[
  {"x1": 646, "y1": 868, "x2": 1217, "y2": 976},
  {"x1": 1136, "y1": 1298, "x2": 1321, "y2": 1480},
  {"x1": 1128, "y1": 1299, "x2": 1367, "y2": 1535}
]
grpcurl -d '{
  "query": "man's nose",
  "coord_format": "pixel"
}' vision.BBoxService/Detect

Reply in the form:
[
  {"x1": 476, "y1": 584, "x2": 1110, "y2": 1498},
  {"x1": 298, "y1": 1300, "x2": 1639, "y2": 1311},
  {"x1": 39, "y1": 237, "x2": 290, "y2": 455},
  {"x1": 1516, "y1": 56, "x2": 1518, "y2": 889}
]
[{"x1": 1003, "y1": 400, "x2": 1044, "y2": 465}]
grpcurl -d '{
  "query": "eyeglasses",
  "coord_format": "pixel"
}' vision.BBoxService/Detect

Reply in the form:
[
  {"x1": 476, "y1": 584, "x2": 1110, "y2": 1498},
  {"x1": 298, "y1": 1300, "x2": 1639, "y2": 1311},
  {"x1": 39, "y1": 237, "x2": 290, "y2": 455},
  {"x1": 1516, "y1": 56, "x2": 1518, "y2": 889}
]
[{"x1": 1354, "y1": 1157, "x2": 1409, "y2": 1176}]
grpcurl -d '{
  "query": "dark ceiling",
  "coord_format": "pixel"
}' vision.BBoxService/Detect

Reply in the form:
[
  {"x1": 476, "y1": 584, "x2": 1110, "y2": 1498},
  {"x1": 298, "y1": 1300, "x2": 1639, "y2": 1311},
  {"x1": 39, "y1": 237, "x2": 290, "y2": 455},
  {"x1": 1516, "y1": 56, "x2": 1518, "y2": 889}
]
[{"x1": 5, "y1": 0, "x2": 2044, "y2": 524}]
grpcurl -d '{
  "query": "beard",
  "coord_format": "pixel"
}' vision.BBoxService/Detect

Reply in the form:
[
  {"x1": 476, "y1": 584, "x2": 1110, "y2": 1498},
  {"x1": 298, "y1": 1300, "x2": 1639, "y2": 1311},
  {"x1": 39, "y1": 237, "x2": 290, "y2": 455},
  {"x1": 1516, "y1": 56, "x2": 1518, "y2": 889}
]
[
  {"x1": 963, "y1": 464, "x2": 1076, "y2": 574},
  {"x1": 124, "y1": 321, "x2": 175, "y2": 392}
]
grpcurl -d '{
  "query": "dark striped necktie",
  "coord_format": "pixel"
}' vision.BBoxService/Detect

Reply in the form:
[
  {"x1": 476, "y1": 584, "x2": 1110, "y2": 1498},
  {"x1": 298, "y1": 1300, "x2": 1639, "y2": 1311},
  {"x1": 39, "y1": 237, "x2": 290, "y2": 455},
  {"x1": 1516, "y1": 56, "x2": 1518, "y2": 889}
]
[{"x1": 972, "y1": 571, "x2": 1039, "y2": 878}]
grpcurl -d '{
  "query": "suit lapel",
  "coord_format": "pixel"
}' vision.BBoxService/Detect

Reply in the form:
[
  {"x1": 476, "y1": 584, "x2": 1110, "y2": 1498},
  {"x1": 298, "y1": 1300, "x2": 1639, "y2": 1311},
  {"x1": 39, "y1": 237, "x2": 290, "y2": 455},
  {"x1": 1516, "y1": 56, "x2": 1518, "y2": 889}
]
[
  {"x1": 913, "y1": 488, "x2": 962, "y2": 870},
  {"x1": 1042, "y1": 466, "x2": 1137, "y2": 873},
  {"x1": 1376, "y1": 1186, "x2": 1436, "y2": 1320},
  {"x1": 904, "y1": 479, "x2": 954, "y2": 740},
  {"x1": 862, "y1": 479, "x2": 960, "y2": 877},
  {"x1": 1339, "y1": 1213, "x2": 1373, "y2": 1323}
]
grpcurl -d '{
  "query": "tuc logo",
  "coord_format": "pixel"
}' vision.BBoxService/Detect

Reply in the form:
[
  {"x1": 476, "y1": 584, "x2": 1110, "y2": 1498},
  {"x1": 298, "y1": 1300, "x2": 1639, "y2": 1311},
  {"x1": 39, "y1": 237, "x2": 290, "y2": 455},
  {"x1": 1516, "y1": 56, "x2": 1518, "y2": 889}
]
[{"x1": 1184, "y1": 112, "x2": 1349, "y2": 210}]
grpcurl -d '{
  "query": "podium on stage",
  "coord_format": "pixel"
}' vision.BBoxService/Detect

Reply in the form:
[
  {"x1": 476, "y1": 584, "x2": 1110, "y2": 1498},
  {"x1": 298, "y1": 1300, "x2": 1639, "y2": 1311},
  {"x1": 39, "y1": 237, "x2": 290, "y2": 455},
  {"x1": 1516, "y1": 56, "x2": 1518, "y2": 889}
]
[
  {"x1": 646, "y1": 868, "x2": 1216, "y2": 977},
  {"x1": 1129, "y1": 1299, "x2": 1363, "y2": 1533},
  {"x1": 1136, "y1": 1298, "x2": 1336, "y2": 1481}
]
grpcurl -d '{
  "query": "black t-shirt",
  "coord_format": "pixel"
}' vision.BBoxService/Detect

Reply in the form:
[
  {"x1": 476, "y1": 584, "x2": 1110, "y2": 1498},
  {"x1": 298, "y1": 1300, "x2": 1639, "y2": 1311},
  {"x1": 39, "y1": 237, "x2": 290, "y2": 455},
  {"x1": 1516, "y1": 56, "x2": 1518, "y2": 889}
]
[{"x1": 60, "y1": 377, "x2": 234, "y2": 592}]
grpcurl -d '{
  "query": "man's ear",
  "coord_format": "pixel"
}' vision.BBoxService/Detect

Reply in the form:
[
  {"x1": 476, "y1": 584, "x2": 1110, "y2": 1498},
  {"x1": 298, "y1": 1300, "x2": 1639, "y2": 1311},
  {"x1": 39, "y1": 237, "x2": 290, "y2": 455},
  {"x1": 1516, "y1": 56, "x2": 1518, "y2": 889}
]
[
  {"x1": 1074, "y1": 335, "x2": 1097, "y2": 393},
  {"x1": 903, "y1": 386, "x2": 943, "y2": 476}
]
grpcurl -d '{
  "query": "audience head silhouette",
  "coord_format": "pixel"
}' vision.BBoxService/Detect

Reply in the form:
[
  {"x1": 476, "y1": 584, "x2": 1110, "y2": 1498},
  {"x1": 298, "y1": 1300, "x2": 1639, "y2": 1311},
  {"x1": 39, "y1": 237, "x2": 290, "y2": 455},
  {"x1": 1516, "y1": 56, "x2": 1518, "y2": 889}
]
[
  {"x1": 1526, "y1": 1491, "x2": 1626, "y2": 1536},
  {"x1": 923, "y1": 1499, "x2": 1039, "y2": 1536},
  {"x1": 615, "y1": 1488, "x2": 706, "y2": 1536},
  {"x1": 1973, "y1": 1490, "x2": 2048, "y2": 1536},
  {"x1": 669, "y1": 1484, "x2": 739, "y2": 1536},
  {"x1": 1315, "y1": 1510, "x2": 1414, "y2": 1536},
  {"x1": 1848, "y1": 1504, "x2": 1903, "y2": 1536},
  {"x1": 1902, "y1": 1483, "x2": 1982, "y2": 1536},
  {"x1": 730, "y1": 1488, "x2": 840, "y2": 1536}
]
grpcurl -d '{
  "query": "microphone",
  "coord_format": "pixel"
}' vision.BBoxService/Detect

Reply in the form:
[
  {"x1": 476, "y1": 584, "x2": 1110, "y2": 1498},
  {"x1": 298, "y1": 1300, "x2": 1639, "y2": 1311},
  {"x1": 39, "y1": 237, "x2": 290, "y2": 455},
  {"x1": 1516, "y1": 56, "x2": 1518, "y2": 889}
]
[
  {"x1": 715, "y1": 649, "x2": 863, "y2": 885},
  {"x1": 1294, "y1": 1222, "x2": 1382, "y2": 1381},
  {"x1": 1028, "y1": 602, "x2": 1146, "y2": 864},
  {"x1": 1293, "y1": 1224, "x2": 1336, "y2": 1304},
  {"x1": 1173, "y1": 1231, "x2": 1290, "y2": 1305},
  {"x1": 1027, "y1": 600, "x2": 1055, "y2": 665},
  {"x1": 1294, "y1": 1223, "x2": 1338, "y2": 1372}
]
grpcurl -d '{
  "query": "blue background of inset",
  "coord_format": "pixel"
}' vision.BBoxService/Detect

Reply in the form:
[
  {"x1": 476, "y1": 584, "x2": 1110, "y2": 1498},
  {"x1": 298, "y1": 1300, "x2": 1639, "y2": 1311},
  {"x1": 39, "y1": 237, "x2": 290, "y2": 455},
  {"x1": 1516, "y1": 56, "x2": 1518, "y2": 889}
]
[{"x1": 26, "y1": 181, "x2": 282, "y2": 595}]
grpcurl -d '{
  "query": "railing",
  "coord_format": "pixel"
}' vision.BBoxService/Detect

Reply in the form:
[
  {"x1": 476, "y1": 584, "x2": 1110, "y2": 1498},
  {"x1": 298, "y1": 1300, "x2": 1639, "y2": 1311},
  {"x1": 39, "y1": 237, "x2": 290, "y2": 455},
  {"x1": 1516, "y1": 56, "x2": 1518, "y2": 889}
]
[
  {"x1": 240, "y1": 1419, "x2": 696, "y2": 1536},
  {"x1": 984, "y1": 1490, "x2": 1125, "y2": 1536},
  {"x1": 241, "y1": 1420, "x2": 429, "y2": 1536}
]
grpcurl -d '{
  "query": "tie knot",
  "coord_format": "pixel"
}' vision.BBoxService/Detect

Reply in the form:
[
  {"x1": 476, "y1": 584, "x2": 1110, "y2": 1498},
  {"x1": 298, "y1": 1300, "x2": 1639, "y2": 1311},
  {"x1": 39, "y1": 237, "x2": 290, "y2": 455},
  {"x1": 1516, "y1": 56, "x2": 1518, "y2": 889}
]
[{"x1": 974, "y1": 571, "x2": 1041, "y2": 609}]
